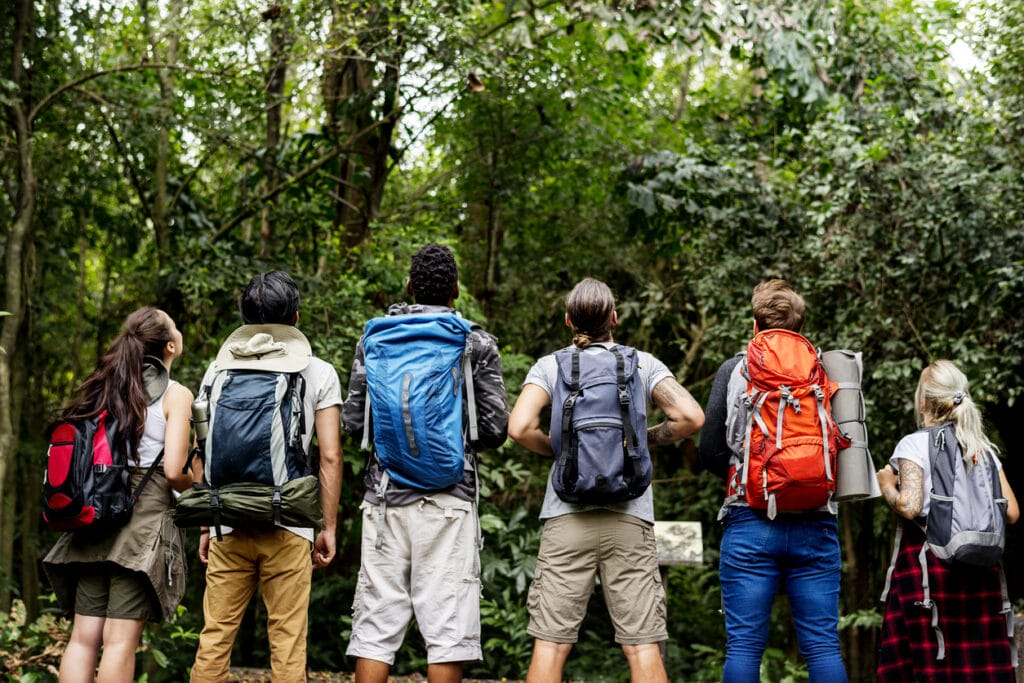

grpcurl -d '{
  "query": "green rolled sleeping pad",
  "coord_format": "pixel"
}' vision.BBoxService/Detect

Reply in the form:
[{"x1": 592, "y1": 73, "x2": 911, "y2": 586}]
[{"x1": 173, "y1": 474, "x2": 323, "y2": 532}]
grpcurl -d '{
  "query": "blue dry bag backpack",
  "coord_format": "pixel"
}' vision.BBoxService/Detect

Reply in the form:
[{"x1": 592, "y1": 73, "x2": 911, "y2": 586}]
[
  {"x1": 361, "y1": 313, "x2": 478, "y2": 490},
  {"x1": 549, "y1": 344, "x2": 652, "y2": 504}
]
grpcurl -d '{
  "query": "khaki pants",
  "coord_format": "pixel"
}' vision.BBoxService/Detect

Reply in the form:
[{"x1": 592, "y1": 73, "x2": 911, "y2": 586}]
[{"x1": 191, "y1": 528, "x2": 312, "y2": 683}]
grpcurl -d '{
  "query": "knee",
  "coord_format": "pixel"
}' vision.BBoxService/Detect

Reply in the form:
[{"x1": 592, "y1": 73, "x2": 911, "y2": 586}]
[
  {"x1": 533, "y1": 639, "x2": 572, "y2": 659},
  {"x1": 621, "y1": 641, "x2": 661, "y2": 661}
]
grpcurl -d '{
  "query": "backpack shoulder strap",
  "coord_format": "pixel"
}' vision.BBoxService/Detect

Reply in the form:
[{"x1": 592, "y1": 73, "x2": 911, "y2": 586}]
[
  {"x1": 558, "y1": 348, "x2": 583, "y2": 461},
  {"x1": 130, "y1": 449, "x2": 165, "y2": 508},
  {"x1": 463, "y1": 327, "x2": 480, "y2": 443}
]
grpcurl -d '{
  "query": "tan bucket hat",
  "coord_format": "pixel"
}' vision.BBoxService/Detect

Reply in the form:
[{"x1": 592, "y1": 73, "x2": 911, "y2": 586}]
[{"x1": 215, "y1": 324, "x2": 312, "y2": 373}]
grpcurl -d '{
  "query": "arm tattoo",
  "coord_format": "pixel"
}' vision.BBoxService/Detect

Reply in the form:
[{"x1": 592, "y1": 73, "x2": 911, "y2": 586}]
[
  {"x1": 647, "y1": 379, "x2": 699, "y2": 446},
  {"x1": 897, "y1": 460, "x2": 925, "y2": 519},
  {"x1": 648, "y1": 422, "x2": 676, "y2": 446},
  {"x1": 651, "y1": 379, "x2": 695, "y2": 408}
]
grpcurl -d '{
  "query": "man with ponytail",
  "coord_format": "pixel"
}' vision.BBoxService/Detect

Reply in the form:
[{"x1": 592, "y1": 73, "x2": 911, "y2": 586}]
[
  {"x1": 509, "y1": 277, "x2": 705, "y2": 682},
  {"x1": 876, "y1": 360, "x2": 1019, "y2": 681}
]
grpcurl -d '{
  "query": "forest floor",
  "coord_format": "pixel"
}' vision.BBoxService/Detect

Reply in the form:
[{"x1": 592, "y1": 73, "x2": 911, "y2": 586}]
[{"x1": 227, "y1": 670, "x2": 521, "y2": 682}]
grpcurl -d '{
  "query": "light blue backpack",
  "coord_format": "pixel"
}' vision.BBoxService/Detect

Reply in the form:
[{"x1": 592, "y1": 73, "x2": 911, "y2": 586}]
[{"x1": 360, "y1": 313, "x2": 478, "y2": 490}]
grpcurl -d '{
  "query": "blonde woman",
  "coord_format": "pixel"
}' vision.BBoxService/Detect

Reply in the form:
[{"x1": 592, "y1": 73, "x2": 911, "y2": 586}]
[{"x1": 876, "y1": 360, "x2": 1019, "y2": 682}]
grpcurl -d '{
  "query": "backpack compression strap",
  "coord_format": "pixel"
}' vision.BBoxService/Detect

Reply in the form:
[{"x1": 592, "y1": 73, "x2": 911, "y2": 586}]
[{"x1": 610, "y1": 347, "x2": 641, "y2": 461}]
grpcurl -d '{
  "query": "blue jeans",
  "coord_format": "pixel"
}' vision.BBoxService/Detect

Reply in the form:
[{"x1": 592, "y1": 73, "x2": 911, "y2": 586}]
[{"x1": 719, "y1": 506, "x2": 847, "y2": 683}]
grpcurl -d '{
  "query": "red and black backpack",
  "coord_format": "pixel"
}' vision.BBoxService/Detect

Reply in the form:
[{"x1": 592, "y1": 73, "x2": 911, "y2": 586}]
[{"x1": 42, "y1": 410, "x2": 161, "y2": 532}]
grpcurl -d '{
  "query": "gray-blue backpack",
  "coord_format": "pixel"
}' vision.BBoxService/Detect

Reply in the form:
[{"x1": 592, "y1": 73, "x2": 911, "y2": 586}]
[
  {"x1": 923, "y1": 423, "x2": 1007, "y2": 565},
  {"x1": 549, "y1": 344, "x2": 651, "y2": 504}
]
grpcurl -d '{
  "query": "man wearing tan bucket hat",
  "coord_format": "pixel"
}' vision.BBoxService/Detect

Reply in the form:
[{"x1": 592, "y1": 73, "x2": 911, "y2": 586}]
[{"x1": 190, "y1": 271, "x2": 343, "y2": 683}]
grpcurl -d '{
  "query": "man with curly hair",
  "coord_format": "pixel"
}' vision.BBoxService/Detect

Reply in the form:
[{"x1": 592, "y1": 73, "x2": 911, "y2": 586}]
[{"x1": 343, "y1": 244, "x2": 509, "y2": 683}]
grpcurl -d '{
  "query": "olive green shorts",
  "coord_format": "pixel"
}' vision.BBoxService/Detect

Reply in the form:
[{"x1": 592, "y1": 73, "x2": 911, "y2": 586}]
[
  {"x1": 527, "y1": 511, "x2": 667, "y2": 645},
  {"x1": 75, "y1": 565, "x2": 159, "y2": 621}
]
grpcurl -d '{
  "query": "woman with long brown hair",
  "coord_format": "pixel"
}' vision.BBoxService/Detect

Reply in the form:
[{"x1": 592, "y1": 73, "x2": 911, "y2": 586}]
[{"x1": 43, "y1": 307, "x2": 194, "y2": 683}]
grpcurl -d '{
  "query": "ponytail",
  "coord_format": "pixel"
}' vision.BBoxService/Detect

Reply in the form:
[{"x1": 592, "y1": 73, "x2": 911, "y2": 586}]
[
  {"x1": 916, "y1": 360, "x2": 999, "y2": 465},
  {"x1": 566, "y1": 278, "x2": 616, "y2": 349},
  {"x1": 59, "y1": 307, "x2": 172, "y2": 463}
]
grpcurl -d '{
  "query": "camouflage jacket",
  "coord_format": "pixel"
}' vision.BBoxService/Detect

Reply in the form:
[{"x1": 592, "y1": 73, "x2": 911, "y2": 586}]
[{"x1": 342, "y1": 303, "x2": 509, "y2": 505}]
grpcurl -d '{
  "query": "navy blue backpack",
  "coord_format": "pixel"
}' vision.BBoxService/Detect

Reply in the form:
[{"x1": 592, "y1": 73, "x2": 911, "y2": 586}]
[
  {"x1": 204, "y1": 370, "x2": 309, "y2": 487},
  {"x1": 549, "y1": 344, "x2": 652, "y2": 504},
  {"x1": 361, "y1": 313, "x2": 478, "y2": 490}
]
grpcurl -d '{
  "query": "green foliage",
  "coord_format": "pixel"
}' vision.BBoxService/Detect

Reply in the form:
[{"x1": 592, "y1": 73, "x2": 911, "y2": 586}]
[
  {"x1": 0, "y1": 600, "x2": 63, "y2": 681},
  {"x1": 7, "y1": 0, "x2": 1024, "y2": 680}
]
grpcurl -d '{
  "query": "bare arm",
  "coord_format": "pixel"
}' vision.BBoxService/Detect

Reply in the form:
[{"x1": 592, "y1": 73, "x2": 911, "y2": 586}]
[
  {"x1": 647, "y1": 377, "x2": 705, "y2": 446},
  {"x1": 161, "y1": 383, "x2": 194, "y2": 493},
  {"x1": 508, "y1": 383, "x2": 554, "y2": 456},
  {"x1": 1000, "y1": 469, "x2": 1019, "y2": 524},
  {"x1": 877, "y1": 459, "x2": 924, "y2": 520},
  {"x1": 313, "y1": 405, "x2": 342, "y2": 567}
]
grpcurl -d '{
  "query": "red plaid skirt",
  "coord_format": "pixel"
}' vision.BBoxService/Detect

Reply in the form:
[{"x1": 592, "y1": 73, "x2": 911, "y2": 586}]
[{"x1": 877, "y1": 524, "x2": 1014, "y2": 682}]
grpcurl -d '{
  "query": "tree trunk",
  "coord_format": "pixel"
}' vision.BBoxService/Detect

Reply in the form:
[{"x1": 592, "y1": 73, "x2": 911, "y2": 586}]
[
  {"x1": 0, "y1": 0, "x2": 37, "y2": 551},
  {"x1": 19, "y1": 250, "x2": 42, "y2": 624},
  {"x1": 261, "y1": 5, "x2": 290, "y2": 259},
  {"x1": 141, "y1": 0, "x2": 184, "y2": 270},
  {"x1": 0, "y1": 455, "x2": 15, "y2": 615},
  {"x1": 321, "y1": 1, "x2": 402, "y2": 253},
  {"x1": 482, "y1": 146, "x2": 503, "y2": 317}
]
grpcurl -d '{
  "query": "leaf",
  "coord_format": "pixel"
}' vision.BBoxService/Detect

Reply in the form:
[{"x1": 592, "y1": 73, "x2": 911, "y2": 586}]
[{"x1": 604, "y1": 32, "x2": 629, "y2": 53}]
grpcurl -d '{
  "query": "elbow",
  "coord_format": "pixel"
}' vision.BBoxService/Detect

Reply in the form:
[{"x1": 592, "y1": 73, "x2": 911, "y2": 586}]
[
  {"x1": 507, "y1": 421, "x2": 528, "y2": 445},
  {"x1": 166, "y1": 470, "x2": 192, "y2": 494},
  {"x1": 673, "y1": 411, "x2": 705, "y2": 440},
  {"x1": 895, "y1": 503, "x2": 922, "y2": 521}
]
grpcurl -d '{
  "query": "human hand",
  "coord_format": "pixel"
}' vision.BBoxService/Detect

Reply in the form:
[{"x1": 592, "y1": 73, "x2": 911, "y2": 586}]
[
  {"x1": 198, "y1": 529, "x2": 210, "y2": 565},
  {"x1": 876, "y1": 465, "x2": 898, "y2": 491},
  {"x1": 313, "y1": 529, "x2": 336, "y2": 568},
  {"x1": 876, "y1": 465, "x2": 900, "y2": 508}
]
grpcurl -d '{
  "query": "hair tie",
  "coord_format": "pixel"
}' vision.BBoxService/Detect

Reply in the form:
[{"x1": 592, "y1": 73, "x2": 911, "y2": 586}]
[{"x1": 953, "y1": 391, "x2": 966, "y2": 406}]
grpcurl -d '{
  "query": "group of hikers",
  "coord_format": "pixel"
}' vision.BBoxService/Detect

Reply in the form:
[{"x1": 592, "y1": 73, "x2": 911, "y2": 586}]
[{"x1": 39, "y1": 243, "x2": 1020, "y2": 683}]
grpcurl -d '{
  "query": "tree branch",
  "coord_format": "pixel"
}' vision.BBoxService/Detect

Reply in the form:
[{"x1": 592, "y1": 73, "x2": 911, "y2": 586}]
[
  {"x1": 30, "y1": 63, "x2": 215, "y2": 123},
  {"x1": 73, "y1": 87, "x2": 155, "y2": 228}
]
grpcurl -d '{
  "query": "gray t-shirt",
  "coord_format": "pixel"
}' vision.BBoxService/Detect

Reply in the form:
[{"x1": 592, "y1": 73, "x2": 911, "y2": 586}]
[{"x1": 523, "y1": 343, "x2": 673, "y2": 523}]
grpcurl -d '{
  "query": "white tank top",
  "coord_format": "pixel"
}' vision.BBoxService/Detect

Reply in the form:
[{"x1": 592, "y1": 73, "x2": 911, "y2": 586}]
[{"x1": 138, "y1": 379, "x2": 177, "y2": 468}]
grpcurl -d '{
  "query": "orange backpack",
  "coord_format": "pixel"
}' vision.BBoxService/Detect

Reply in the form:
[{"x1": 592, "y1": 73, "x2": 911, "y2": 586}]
[{"x1": 726, "y1": 329, "x2": 850, "y2": 518}]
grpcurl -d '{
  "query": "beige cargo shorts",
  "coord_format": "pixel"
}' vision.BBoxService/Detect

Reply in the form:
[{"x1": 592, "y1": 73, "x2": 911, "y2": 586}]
[{"x1": 527, "y1": 510, "x2": 667, "y2": 645}]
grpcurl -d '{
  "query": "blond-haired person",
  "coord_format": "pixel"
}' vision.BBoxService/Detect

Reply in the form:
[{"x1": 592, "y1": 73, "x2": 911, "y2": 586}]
[{"x1": 876, "y1": 360, "x2": 1018, "y2": 681}]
